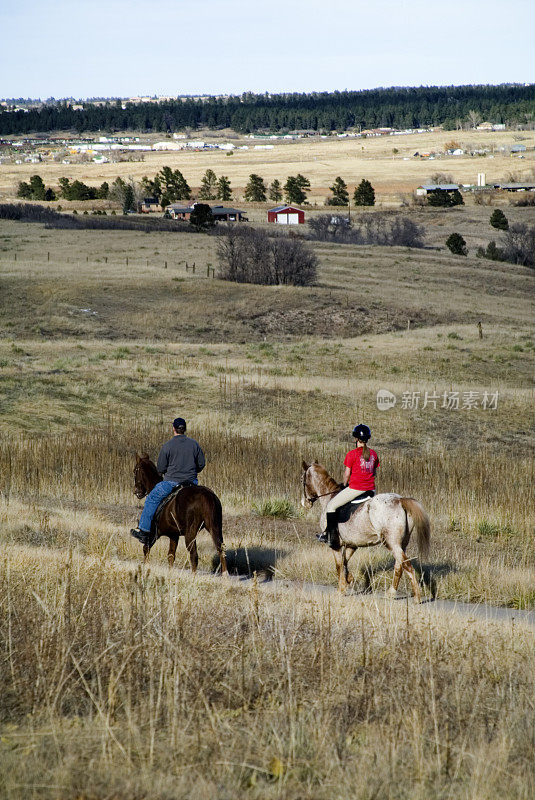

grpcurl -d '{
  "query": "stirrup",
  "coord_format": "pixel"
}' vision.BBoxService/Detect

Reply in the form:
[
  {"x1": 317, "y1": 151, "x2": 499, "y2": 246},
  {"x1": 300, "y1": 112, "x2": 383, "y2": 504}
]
[{"x1": 130, "y1": 527, "x2": 149, "y2": 545}]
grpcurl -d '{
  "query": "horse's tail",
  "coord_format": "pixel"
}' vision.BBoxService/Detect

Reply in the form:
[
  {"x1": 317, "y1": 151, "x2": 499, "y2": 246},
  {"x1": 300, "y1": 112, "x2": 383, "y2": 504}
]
[
  {"x1": 401, "y1": 498, "x2": 430, "y2": 560},
  {"x1": 204, "y1": 489, "x2": 224, "y2": 545}
]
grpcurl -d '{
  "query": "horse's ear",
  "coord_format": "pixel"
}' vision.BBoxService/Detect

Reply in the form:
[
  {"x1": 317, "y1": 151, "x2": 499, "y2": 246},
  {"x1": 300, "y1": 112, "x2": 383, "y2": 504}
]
[
  {"x1": 302, "y1": 459, "x2": 309, "y2": 471},
  {"x1": 140, "y1": 452, "x2": 149, "y2": 460},
  {"x1": 135, "y1": 452, "x2": 141, "y2": 463},
  {"x1": 313, "y1": 459, "x2": 319, "y2": 465}
]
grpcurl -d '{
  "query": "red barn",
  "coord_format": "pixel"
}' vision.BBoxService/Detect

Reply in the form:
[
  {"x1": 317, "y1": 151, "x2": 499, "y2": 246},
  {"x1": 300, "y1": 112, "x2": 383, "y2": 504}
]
[{"x1": 267, "y1": 205, "x2": 305, "y2": 224}]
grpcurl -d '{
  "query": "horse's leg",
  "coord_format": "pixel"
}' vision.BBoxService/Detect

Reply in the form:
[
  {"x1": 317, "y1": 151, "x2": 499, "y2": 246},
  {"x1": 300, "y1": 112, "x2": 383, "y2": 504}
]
[
  {"x1": 402, "y1": 555, "x2": 422, "y2": 604},
  {"x1": 143, "y1": 544, "x2": 150, "y2": 562},
  {"x1": 185, "y1": 530, "x2": 199, "y2": 574},
  {"x1": 167, "y1": 537, "x2": 177, "y2": 568},
  {"x1": 344, "y1": 546, "x2": 356, "y2": 585},
  {"x1": 333, "y1": 548, "x2": 348, "y2": 593},
  {"x1": 386, "y1": 544, "x2": 404, "y2": 599}
]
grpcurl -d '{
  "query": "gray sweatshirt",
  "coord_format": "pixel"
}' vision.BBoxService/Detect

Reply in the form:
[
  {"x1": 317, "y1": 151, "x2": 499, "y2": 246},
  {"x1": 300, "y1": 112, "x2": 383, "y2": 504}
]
[{"x1": 156, "y1": 435, "x2": 205, "y2": 483}]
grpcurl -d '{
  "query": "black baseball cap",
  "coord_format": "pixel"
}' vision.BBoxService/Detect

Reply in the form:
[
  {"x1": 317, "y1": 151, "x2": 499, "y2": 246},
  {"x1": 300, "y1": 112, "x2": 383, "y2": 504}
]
[{"x1": 173, "y1": 417, "x2": 186, "y2": 429}]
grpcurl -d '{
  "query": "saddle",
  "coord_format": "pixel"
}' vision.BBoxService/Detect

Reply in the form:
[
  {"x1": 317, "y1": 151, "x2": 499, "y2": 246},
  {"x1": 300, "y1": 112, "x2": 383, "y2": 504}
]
[
  {"x1": 150, "y1": 481, "x2": 196, "y2": 542},
  {"x1": 335, "y1": 492, "x2": 374, "y2": 524}
]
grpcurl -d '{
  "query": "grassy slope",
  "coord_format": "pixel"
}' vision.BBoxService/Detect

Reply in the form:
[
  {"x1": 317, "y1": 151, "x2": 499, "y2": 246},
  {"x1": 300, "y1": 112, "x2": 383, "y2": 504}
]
[{"x1": 0, "y1": 212, "x2": 534, "y2": 798}]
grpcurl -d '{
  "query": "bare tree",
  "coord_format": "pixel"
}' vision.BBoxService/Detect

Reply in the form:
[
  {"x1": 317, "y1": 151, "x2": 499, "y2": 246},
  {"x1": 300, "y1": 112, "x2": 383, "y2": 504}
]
[
  {"x1": 467, "y1": 110, "x2": 481, "y2": 129},
  {"x1": 217, "y1": 227, "x2": 317, "y2": 286}
]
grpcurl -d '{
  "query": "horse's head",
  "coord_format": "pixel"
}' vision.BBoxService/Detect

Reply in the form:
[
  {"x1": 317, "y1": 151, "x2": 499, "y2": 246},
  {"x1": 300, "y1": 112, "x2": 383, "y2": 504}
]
[
  {"x1": 133, "y1": 453, "x2": 158, "y2": 499},
  {"x1": 301, "y1": 459, "x2": 318, "y2": 509},
  {"x1": 301, "y1": 460, "x2": 339, "y2": 508}
]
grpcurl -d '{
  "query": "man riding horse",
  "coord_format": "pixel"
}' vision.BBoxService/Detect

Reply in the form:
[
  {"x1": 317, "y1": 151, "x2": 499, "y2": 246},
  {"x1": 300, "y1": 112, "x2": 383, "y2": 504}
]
[{"x1": 130, "y1": 417, "x2": 205, "y2": 547}]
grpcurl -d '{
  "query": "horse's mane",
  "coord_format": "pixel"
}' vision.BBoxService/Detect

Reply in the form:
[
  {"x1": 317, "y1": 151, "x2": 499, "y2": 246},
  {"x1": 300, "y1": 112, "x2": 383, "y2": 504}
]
[{"x1": 311, "y1": 462, "x2": 341, "y2": 492}]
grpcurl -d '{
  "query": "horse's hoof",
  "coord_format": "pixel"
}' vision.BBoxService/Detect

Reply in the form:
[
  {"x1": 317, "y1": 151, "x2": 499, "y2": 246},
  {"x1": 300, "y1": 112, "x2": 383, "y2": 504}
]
[{"x1": 387, "y1": 587, "x2": 397, "y2": 599}]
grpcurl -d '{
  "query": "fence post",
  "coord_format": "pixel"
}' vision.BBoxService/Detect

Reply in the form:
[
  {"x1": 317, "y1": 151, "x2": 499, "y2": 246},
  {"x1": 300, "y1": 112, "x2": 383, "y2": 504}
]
[
  {"x1": 192, "y1": 262, "x2": 195, "y2": 274},
  {"x1": 126, "y1": 257, "x2": 129, "y2": 266},
  {"x1": 164, "y1": 261, "x2": 167, "y2": 269}
]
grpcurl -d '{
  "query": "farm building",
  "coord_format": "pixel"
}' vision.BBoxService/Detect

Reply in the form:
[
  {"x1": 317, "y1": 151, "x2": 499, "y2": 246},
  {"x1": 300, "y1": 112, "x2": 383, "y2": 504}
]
[
  {"x1": 267, "y1": 205, "x2": 305, "y2": 224},
  {"x1": 165, "y1": 203, "x2": 247, "y2": 221},
  {"x1": 492, "y1": 182, "x2": 535, "y2": 192},
  {"x1": 210, "y1": 206, "x2": 247, "y2": 222},
  {"x1": 165, "y1": 204, "x2": 192, "y2": 220},
  {"x1": 140, "y1": 197, "x2": 161, "y2": 212},
  {"x1": 415, "y1": 183, "x2": 460, "y2": 197}
]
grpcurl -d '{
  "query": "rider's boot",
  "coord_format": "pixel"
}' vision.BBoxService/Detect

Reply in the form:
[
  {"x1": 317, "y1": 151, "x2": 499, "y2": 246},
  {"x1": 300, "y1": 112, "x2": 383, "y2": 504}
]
[
  {"x1": 130, "y1": 527, "x2": 150, "y2": 546},
  {"x1": 317, "y1": 512, "x2": 340, "y2": 550}
]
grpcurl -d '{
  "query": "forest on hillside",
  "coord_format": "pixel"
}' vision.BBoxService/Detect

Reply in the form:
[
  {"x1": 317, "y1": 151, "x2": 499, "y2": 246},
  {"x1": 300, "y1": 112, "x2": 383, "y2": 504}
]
[{"x1": 1, "y1": 84, "x2": 534, "y2": 135}]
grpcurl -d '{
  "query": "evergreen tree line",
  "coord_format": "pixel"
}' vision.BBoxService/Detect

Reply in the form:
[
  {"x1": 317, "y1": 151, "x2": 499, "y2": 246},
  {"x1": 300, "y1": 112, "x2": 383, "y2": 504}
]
[
  {"x1": 1, "y1": 84, "x2": 534, "y2": 135},
  {"x1": 20, "y1": 168, "x2": 377, "y2": 209}
]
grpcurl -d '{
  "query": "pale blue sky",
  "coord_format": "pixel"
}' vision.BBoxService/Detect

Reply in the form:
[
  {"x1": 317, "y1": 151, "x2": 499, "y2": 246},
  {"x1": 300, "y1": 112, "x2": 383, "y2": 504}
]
[{"x1": 1, "y1": 0, "x2": 534, "y2": 99}]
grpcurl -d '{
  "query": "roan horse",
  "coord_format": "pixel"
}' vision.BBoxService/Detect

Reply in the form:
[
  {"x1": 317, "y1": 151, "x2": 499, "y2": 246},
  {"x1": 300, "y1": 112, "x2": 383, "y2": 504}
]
[
  {"x1": 133, "y1": 454, "x2": 228, "y2": 575},
  {"x1": 302, "y1": 461, "x2": 430, "y2": 602}
]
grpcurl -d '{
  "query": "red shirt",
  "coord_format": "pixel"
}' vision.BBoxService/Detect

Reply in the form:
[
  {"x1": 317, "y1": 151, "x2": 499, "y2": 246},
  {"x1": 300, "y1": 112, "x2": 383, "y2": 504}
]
[{"x1": 344, "y1": 447, "x2": 379, "y2": 491}]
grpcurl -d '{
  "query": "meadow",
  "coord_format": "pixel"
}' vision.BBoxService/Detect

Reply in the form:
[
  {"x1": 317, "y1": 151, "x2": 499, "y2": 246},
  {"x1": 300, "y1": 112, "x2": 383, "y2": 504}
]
[
  {"x1": 1, "y1": 128, "x2": 535, "y2": 204},
  {"x1": 0, "y1": 195, "x2": 534, "y2": 797}
]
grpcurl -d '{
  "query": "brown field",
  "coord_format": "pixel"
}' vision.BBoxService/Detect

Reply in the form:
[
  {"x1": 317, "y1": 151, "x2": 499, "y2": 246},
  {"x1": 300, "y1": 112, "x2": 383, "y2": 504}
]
[
  {"x1": 0, "y1": 176, "x2": 534, "y2": 797},
  {"x1": 1, "y1": 129, "x2": 535, "y2": 204}
]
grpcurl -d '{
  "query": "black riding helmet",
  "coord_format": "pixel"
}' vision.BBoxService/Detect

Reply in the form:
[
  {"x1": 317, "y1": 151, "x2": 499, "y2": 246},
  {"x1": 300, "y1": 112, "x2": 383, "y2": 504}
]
[{"x1": 352, "y1": 423, "x2": 371, "y2": 441}]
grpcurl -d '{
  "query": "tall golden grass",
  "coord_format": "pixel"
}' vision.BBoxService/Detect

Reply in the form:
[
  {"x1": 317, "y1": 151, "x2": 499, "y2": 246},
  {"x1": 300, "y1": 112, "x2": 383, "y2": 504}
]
[{"x1": 0, "y1": 549, "x2": 533, "y2": 800}]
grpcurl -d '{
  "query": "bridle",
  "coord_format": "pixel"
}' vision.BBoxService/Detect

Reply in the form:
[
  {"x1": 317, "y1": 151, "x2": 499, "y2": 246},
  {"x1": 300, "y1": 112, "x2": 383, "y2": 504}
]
[
  {"x1": 302, "y1": 467, "x2": 340, "y2": 505},
  {"x1": 133, "y1": 463, "x2": 149, "y2": 499}
]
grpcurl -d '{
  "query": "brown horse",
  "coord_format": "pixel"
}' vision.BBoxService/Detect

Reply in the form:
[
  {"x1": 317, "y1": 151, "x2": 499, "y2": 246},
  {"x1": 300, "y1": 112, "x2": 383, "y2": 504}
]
[
  {"x1": 133, "y1": 454, "x2": 228, "y2": 575},
  {"x1": 302, "y1": 460, "x2": 430, "y2": 602}
]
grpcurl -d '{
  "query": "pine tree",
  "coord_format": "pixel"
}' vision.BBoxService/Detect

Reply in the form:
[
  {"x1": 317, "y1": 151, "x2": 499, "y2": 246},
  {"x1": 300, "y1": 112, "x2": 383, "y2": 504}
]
[
  {"x1": 490, "y1": 209, "x2": 509, "y2": 231},
  {"x1": 327, "y1": 176, "x2": 349, "y2": 206},
  {"x1": 189, "y1": 203, "x2": 214, "y2": 230},
  {"x1": 217, "y1": 176, "x2": 232, "y2": 201},
  {"x1": 445, "y1": 233, "x2": 467, "y2": 256},
  {"x1": 284, "y1": 174, "x2": 310, "y2": 205},
  {"x1": 29, "y1": 174, "x2": 46, "y2": 200},
  {"x1": 269, "y1": 179, "x2": 282, "y2": 202},
  {"x1": 353, "y1": 179, "x2": 375, "y2": 206},
  {"x1": 17, "y1": 181, "x2": 32, "y2": 199},
  {"x1": 199, "y1": 169, "x2": 218, "y2": 200},
  {"x1": 244, "y1": 174, "x2": 267, "y2": 202},
  {"x1": 122, "y1": 184, "x2": 135, "y2": 214}
]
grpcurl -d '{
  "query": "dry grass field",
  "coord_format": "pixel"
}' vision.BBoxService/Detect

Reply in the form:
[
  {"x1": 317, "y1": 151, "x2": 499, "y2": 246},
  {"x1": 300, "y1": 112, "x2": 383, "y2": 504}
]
[
  {"x1": 0, "y1": 202, "x2": 534, "y2": 797},
  {"x1": 2, "y1": 128, "x2": 535, "y2": 203}
]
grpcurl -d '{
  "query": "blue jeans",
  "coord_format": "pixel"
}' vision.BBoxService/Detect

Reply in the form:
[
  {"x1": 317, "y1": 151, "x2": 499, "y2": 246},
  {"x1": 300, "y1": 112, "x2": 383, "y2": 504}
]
[{"x1": 139, "y1": 479, "x2": 199, "y2": 531}]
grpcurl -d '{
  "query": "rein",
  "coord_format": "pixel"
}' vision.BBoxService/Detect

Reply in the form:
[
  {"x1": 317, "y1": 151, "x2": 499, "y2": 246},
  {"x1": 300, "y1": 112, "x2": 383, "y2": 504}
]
[{"x1": 303, "y1": 469, "x2": 341, "y2": 504}]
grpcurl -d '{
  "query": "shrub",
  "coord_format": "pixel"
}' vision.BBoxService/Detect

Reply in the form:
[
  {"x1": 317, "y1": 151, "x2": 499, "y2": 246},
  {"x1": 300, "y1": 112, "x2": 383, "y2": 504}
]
[
  {"x1": 0, "y1": 203, "x2": 208, "y2": 233},
  {"x1": 509, "y1": 192, "x2": 535, "y2": 207},
  {"x1": 477, "y1": 240, "x2": 504, "y2": 261},
  {"x1": 252, "y1": 498, "x2": 298, "y2": 518},
  {"x1": 490, "y1": 209, "x2": 509, "y2": 230},
  {"x1": 307, "y1": 213, "x2": 425, "y2": 248},
  {"x1": 217, "y1": 226, "x2": 317, "y2": 286},
  {"x1": 445, "y1": 233, "x2": 468, "y2": 256},
  {"x1": 428, "y1": 189, "x2": 464, "y2": 207}
]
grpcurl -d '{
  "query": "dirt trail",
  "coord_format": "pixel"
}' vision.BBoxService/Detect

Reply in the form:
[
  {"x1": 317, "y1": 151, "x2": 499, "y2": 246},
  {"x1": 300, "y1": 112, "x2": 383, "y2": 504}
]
[{"x1": 7, "y1": 542, "x2": 533, "y2": 628}]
